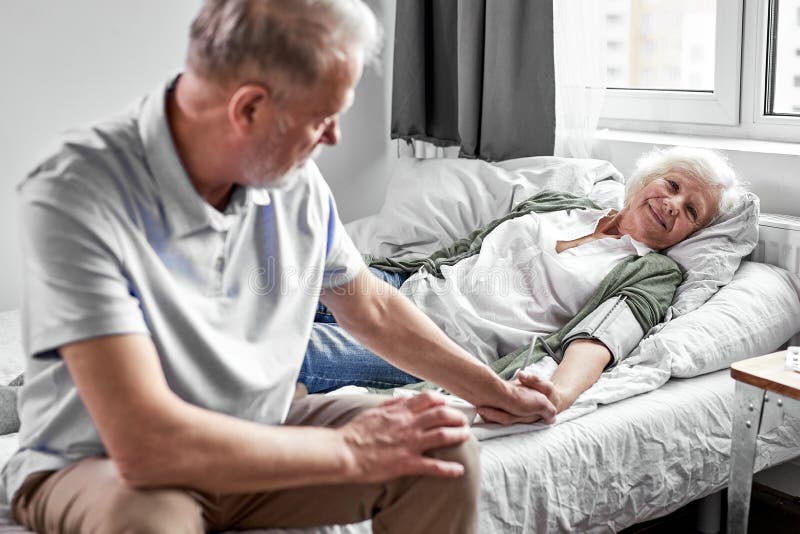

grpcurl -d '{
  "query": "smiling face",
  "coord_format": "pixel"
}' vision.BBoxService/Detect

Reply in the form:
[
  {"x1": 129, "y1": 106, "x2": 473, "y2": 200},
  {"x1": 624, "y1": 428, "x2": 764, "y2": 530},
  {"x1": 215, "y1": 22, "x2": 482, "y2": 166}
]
[{"x1": 618, "y1": 172, "x2": 720, "y2": 250}]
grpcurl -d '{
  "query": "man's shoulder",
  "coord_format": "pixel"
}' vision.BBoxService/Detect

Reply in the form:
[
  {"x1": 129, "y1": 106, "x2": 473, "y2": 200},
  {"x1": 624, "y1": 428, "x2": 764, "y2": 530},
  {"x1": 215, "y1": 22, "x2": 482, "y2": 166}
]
[{"x1": 20, "y1": 103, "x2": 148, "y2": 202}]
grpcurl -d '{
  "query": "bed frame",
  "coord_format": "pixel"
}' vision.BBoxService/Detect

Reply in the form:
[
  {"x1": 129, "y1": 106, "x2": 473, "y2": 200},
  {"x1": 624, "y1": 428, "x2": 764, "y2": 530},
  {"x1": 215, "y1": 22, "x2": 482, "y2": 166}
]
[{"x1": 2, "y1": 215, "x2": 799, "y2": 534}]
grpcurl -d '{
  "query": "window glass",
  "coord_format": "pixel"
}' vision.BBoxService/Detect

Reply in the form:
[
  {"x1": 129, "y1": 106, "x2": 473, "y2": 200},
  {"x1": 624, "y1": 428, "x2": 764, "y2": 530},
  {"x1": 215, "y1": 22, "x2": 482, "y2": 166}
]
[
  {"x1": 604, "y1": 0, "x2": 716, "y2": 91},
  {"x1": 770, "y1": 0, "x2": 800, "y2": 115}
]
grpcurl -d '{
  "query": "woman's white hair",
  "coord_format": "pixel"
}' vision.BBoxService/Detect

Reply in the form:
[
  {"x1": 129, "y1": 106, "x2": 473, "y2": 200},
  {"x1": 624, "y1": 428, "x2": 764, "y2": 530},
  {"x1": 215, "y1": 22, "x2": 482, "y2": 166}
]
[
  {"x1": 624, "y1": 146, "x2": 745, "y2": 221},
  {"x1": 187, "y1": 0, "x2": 382, "y2": 100}
]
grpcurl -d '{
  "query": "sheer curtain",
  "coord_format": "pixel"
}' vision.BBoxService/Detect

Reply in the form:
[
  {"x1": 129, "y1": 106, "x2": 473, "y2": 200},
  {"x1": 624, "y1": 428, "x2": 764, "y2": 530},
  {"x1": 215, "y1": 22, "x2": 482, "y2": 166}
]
[
  {"x1": 553, "y1": 0, "x2": 607, "y2": 159},
  {"x1": 396, "y1": 139, "x2": 460, "y2": 159}
]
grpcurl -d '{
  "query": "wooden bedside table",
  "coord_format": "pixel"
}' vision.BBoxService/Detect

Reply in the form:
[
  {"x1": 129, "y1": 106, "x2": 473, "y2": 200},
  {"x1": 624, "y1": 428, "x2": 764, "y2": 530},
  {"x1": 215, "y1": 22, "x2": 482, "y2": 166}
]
[{"x1": 728, "y1": 350, "x2": 800, "y2": 534}]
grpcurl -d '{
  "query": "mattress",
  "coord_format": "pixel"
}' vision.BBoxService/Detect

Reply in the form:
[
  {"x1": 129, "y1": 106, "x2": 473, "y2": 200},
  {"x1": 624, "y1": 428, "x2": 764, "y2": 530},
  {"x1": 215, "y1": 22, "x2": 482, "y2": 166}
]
[
  {"x1": 2, "y1": 369, "x2": 798, "y2": 533},
  {"x1": 477, "y1": 370, "x2": 799, "y2": 532}
]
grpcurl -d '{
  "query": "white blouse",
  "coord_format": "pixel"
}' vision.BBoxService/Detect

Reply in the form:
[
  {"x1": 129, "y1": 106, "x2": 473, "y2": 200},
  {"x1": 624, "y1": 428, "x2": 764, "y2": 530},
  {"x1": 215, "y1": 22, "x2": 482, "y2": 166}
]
[{"x1": 401, "y1": 208, "x2": 652, "y2": 364}]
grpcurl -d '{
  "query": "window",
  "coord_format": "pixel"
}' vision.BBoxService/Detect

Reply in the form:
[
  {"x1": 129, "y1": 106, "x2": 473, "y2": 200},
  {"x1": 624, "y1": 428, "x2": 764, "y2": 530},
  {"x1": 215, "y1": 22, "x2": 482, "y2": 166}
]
[
  {"x1": 768, "y1": 0, "x2": 800, "y2": 115},
  {"x1": 747, "y1": 0, "x2": 800, "y2": 139},
  {"x1": 605, "y1": 1, "x2": 714, "y2": 91},
  {"x1": 601, "y1": 0, "x2": 737, "y2": 124},
  {"x1": 600, "y1": 0, "x2": 800, "y2": 142}
]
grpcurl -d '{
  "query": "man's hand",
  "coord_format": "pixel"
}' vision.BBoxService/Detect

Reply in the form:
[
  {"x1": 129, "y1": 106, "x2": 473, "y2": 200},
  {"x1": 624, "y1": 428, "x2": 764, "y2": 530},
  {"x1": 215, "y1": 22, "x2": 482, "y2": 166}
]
[
  {"x1": 480, "y1": 339, "x2": 613, "y2": 423},
  {"x1": 323, "y1": 270, "x2": 559, "y2": 428},
  {"x1": 339, "y1": 391, "x2": 472, "y2": 482},
  {"x1": 476, "y1": 372, "x2": 558, "y2": 425}
]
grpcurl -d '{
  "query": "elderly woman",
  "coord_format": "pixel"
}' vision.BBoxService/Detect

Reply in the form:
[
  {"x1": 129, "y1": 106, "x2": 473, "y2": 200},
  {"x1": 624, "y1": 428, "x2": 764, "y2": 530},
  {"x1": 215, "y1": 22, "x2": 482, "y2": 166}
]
[{"x1": 302, "y1": 147, "x2": 742, "y2": 415}]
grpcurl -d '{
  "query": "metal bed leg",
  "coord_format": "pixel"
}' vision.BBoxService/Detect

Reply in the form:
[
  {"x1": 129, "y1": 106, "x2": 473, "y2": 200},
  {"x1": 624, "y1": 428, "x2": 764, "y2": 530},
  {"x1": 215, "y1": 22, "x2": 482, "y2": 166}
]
[
  {"x1": 727, "y1": 381, "x2": 765, "y2": 534},
  {"x1": 697, "y1": 491, "x2": 722, "y2": 534}
]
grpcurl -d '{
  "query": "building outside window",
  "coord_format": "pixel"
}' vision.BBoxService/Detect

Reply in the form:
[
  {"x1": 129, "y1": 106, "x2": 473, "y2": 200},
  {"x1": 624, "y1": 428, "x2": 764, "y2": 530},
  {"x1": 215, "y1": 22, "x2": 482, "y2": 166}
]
[{"x1": 600, "y1": 0, "x2": 800, "y2": 142}]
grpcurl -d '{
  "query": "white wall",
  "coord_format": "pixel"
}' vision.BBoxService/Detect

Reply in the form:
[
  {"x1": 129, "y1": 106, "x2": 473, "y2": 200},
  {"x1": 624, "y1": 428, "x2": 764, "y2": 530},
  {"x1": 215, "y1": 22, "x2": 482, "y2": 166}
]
[
  {"x1": 315, "y1": 0, "x2": 396, "y2": 224},
  {"x1": 0, "y1": 0, "x2": 396, "y2": 312},
  {"x1": 0, "y1": 1, "x2": 200, "y2": 312}
]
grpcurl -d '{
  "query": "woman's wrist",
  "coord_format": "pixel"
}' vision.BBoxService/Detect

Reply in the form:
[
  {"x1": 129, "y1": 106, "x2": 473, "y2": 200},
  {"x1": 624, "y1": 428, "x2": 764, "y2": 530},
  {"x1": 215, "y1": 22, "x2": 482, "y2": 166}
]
[{"x1": 551, "y1": 385, "x2": 570, "y2": 414}]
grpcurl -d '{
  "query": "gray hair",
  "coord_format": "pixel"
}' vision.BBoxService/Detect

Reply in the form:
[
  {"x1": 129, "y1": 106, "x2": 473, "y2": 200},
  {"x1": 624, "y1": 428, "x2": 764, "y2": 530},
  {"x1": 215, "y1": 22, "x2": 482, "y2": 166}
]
[
  {"x1": 187, "y1": 0, "x2": 382, "y2": 98},
  {"x1": 624, "y1": 146, "x2": 744, "y2": 221}
]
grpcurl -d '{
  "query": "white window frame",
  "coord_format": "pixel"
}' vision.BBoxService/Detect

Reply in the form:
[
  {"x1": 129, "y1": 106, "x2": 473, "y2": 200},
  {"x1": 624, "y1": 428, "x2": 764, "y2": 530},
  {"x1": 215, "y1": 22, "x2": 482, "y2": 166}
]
[
  {"x1": 599, "y1": 0, "x2": 800, "y2": 143},
  {"x1": 601, "y1": 0, "x2": 743, "y2": 125},
  {"x1": 745, "y1": 0, "x2": 800, "y2": 139}
]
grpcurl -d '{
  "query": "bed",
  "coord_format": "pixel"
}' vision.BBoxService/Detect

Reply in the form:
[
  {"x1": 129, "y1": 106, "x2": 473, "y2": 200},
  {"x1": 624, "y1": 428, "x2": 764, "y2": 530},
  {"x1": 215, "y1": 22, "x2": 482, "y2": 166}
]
[{"x1": 2, "y1": 156, "x2": 800, "y2": 533}]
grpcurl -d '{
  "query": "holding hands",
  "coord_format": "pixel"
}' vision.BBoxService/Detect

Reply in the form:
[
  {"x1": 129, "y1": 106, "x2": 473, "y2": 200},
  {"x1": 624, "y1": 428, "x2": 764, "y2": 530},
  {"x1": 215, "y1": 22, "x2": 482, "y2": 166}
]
[{"x1": 477, "y1": 372, "x2": 559, "y2": 426}]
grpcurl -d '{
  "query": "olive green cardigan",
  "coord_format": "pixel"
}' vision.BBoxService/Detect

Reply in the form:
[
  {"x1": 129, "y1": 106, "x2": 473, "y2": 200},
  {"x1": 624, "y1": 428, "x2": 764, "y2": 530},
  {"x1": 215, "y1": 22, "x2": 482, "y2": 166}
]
[{"x1": 366, "y1": 190, "x2": 682, "y2": 391}]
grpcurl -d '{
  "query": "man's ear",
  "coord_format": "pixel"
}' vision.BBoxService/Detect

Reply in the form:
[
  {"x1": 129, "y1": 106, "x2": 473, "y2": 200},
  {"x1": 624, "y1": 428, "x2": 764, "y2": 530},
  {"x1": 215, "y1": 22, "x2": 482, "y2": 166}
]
[{"x1": 227, "y1": 84, "x2": 273, "y2": 138}]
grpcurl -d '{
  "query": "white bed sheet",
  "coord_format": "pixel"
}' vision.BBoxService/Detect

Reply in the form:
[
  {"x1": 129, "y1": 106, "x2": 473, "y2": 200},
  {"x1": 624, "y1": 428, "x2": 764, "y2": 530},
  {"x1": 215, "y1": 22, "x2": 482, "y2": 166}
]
[
  {"x1": 477, "y1": 370, "x2": 800, "y2": 532},
  {"x1": 2, "y1": 370, "x2": 798, "y2": 533}
]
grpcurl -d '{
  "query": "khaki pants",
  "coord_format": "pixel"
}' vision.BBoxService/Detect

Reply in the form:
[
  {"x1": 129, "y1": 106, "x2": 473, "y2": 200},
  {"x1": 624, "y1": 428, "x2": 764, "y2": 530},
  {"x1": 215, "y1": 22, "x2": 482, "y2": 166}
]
[{"x1": 12, "y1": 394, "x2": 479, "y2": 534}]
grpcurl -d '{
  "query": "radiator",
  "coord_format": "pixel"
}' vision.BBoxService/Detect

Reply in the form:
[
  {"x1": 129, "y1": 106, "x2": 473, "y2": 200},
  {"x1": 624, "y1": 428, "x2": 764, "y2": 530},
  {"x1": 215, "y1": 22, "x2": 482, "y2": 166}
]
[
  {"x1": 750, "y1": 214, "x2": 800, "y2": 276},
  {"x1": 748, "y1": 213, "x2": 800, "y2": 501},
  {"x1": 750, "y1": 213, "x2": 800, "y2": 346}
]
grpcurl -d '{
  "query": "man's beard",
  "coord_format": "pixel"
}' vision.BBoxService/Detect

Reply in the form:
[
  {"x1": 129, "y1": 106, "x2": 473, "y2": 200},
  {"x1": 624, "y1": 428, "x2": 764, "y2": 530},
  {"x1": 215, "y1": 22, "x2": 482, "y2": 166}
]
[
  {"x1": 246, "y1": 161, "x2": 301, "y2": 190},
  {"x1": 243, "y1": 144, "x2": 324, "y2": 191},
  {"x1": 241, "y1": 117, "x2": 323, "y2": 191},
  {"x1": 241, "y1": 146, "x2": 288, "y2": 192}
]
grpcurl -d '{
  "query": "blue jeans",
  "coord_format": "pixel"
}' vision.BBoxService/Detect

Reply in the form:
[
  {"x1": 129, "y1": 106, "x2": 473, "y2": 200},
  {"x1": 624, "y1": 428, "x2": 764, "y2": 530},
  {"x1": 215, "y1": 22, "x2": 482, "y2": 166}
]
[{"x1": 300, "y1": 267, "x2": 422, "y2": 393}]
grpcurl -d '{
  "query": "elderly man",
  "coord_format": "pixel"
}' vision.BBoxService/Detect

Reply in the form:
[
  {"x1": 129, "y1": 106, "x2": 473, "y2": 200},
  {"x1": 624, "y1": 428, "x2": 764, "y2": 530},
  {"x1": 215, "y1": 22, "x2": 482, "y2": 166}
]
[{"x1": 2, "y1": 1, "x2": 556, "y2": 532}]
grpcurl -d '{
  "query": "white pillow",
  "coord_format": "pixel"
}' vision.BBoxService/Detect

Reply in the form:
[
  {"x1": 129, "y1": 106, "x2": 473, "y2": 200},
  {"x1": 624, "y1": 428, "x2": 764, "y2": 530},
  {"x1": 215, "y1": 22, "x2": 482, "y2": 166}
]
[
  {"x1": 345, "y1": 156, "x2": 759, "y2": 321},
  {"x1": 586, "y1": 179, "x2": 624, "y2": 211},
  {"x1": 344, "y1": 214, "x2": 381, "y2": 253},
  {"x1": 664, "y1": 192, "x2": 760, "y2": 318},
  {"x1": 360, "y1": 156, "x2": 624, "y2": 258},
  {"x1": 635, "y1": 262, "x2": 800, "y2": 378}
]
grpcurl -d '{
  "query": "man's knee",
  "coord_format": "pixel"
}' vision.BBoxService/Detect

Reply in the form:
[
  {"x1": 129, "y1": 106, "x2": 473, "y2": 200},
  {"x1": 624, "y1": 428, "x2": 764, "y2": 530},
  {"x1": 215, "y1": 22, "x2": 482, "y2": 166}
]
[
  {"x1": 98, "y1": 486, "x2": 204, "y2": 534},
  {"x1": 374, "y1": 436, "x2": 481, "y2": 534},
  {"x1": 429, "y1": 435, "x2": 481, "y2": 505}
]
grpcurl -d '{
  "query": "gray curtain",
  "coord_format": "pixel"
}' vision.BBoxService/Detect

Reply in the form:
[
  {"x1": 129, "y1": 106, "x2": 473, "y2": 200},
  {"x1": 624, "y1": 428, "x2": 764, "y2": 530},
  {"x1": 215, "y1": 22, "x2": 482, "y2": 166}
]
[{"x1": 391, "y1": 0, "x2": 555, "y2": 161}]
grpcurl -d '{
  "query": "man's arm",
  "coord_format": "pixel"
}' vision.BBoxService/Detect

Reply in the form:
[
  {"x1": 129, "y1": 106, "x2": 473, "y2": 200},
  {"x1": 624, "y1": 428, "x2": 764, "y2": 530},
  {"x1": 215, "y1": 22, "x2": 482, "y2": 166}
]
[
  {"x1": 319, "y1": 269, "x2": 557, "y2": 425},
  {"x1": 60, "y1": 334, "x2": 472, "y2": 492}
]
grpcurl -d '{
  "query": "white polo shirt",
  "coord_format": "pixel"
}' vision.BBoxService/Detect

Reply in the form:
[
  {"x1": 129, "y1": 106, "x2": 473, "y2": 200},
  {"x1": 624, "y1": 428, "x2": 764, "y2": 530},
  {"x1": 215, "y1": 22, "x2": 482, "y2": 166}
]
[{"x1": 2, "y1": 77, "x2": 365, "y2": 503}]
